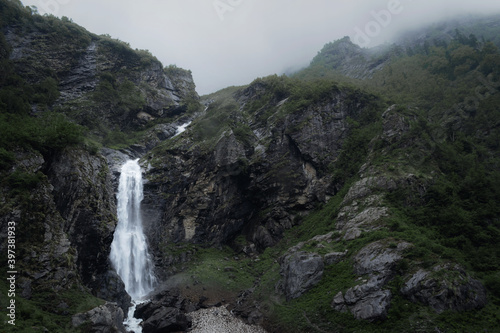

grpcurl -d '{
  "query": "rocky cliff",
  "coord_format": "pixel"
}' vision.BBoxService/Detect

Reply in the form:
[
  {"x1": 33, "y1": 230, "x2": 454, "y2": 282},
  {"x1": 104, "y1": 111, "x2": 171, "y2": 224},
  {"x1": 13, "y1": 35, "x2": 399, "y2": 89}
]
[
  {"x1": 142, "y1": 79, "x2": 379, "y2": 255},
  {"x1": 0, "y1": 1, "x2": 199, "y2": 331},
  {"x1": 1, "y1": 1, "x2": 499, "y2": 332}
]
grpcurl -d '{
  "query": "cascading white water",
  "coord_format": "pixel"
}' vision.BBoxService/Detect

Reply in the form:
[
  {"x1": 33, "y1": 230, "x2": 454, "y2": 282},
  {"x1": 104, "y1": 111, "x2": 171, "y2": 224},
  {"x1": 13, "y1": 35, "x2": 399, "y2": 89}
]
[
  {"x1": 173, "y1": 121, "x2": 191, "y2": 137},
  {"x1": 110, "y1": 159, "x2": 156, "y2": 331}
]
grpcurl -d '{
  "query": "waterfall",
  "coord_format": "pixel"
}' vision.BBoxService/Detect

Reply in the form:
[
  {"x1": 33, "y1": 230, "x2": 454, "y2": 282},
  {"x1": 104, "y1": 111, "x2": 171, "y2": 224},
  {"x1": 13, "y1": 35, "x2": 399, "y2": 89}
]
[
  {"x1": 110, "y1": 159, "x2": 156, "y2": 331},
  {"x1": 173, "y1": 121, "x2": 191, "y2": 137}
]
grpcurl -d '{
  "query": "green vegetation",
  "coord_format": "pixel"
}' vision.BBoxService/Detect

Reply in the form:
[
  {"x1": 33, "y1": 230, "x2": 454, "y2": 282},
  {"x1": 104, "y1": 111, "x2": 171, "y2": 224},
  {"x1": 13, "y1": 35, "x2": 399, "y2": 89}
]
[
  {"x1": 97, "y1": 34, "x2": 160, "y2": 70},
  {"x1": 1, "y1": 0, "x2": 500, "y2": 331},
  {"x1": 0, "y1": 279, "x2": 105, "y2": 333},
  {"x1": 167, "y1": 24, "x2": 500, "y2": 332}
]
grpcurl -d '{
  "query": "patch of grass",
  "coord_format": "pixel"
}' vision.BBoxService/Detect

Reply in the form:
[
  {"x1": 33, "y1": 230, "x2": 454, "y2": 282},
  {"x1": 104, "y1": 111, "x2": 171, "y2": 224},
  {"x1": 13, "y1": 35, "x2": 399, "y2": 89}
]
[
  {"x1": 0, "y1": 280, "x2": 104, "y2": 333},
  {"x1": 181, "y1": 246, "x2": 257, "y2": 293}
]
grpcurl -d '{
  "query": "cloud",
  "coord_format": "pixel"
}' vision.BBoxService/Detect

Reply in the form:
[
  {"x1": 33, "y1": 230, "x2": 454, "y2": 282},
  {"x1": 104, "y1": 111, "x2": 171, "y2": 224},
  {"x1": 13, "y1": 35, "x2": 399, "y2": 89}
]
[{"x1": 21, "y1": 0, "x2": 500, "y2": 95}]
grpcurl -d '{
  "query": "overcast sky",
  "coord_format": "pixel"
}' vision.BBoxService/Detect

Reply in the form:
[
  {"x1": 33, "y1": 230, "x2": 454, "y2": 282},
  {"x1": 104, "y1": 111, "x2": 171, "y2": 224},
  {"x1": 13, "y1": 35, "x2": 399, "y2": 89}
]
[{"x1": 20, "y1": 0, "x2": 500, "y2": 95}]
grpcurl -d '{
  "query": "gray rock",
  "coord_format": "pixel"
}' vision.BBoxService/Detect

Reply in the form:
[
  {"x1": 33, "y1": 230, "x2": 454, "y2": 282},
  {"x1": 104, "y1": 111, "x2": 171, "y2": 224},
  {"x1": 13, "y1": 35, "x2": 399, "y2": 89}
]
[
  {"x1": 336, "y1": 193, "x2": 389, "y2": 240},
  {"x1": 135, "y1": 288, "x2": 196, "y2": 333},
  {"x1": 47, "y1": 149, "x2": 118, "y2": 294},
  {"x1": 401, "y1": 264, "x2": 488, "y2": 313},
  {"x1": 381, "y1": 104, "x2": 410, "y2": 143},
  {"x1": 341, "y1": 177, "x2": 397, "y2": 206},
  {"x1": 141, "y1": 80, "x2": 380, "y2": 254},
  {"x1": 350, "y1": 290, "x2": 392, "y2": 321},
  {"x1": 332, "y1": 292, "x2": 348, "y2": 313},
  {"x1": 72, "y1": 302, "x2": 126, "y2": 333},
  {"x1": 142, "y1": 307, "x2": 192, "y2": 333},
  {"x1": 353, "y1": 241, "x2": 411, "y2": 276},
  {"x1": 324, "y1": 251, "x2": 348, "y2": 265},
  {"x1": 58, "y1": 42, "x2": 97, "y2": 101},
  {"x1": 332, "y1": 240, "x2": 410, "y2": 322},
  {"x1": 93, "y1": 270, "x2": 131, "y2": 315},
  {"x1": 332, "y1": 279, "x2": 393, "y2": 322},
  {"x1": 279, "y1": 251, "x2": 324, "y2": 300}
]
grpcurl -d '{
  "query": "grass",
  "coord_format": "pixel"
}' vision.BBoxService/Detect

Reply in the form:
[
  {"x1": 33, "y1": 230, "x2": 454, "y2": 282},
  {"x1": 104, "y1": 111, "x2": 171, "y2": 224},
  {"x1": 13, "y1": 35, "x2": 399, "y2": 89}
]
[
  {"x1": 164, "y1": 168, "x2": 500, "y2": 332},
  {"x1": 0, "y1": 280, "x2": 105, "y2": 333}
]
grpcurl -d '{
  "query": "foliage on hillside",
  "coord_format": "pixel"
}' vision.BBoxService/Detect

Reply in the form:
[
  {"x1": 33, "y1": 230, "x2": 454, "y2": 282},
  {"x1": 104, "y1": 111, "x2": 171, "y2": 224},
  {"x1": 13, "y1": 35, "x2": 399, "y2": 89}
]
[
  {"x1": 178, "y1": 19, "x2": 500, "y2": 332},
  {"x1": 1, "y1": 1, "x2": 500, "y2": 331}
]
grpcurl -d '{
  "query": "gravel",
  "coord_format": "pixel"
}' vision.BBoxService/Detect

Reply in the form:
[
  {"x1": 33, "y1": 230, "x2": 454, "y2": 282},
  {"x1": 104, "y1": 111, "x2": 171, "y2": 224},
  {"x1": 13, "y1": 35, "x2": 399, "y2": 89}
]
[{"x1": 188, "y1": 306, "x2": 267, "y2": 333}]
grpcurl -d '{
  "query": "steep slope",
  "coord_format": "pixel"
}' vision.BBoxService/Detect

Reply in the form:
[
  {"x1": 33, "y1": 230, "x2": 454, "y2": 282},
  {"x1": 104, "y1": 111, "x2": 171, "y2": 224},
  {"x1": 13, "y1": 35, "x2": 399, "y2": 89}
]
[
  {"x1": 139, "y1": 15, "x2": 500, "y2": 333},
  {"x1": 0, "y1": 0, "x2": 199, "y2": 331},
  {"x1": 142, "y1": 77, "x2": 382, "y2": 260},
  {"x1": 0, "y1": 1, "x2": 499, "y2": 332}
]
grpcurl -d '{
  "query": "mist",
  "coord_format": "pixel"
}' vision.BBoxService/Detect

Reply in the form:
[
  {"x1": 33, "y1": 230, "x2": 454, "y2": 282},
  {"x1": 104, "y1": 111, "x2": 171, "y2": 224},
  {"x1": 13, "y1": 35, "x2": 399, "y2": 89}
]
[{"x1": 20, "y1": 0, "x2": 500, "y2": 95}]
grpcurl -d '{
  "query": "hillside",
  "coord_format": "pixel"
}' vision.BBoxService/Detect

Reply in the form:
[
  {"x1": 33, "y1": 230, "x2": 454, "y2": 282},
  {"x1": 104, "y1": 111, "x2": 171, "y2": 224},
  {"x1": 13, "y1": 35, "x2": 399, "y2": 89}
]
[{"x1": 0, "y1": 0, "x2": 500, "y2": 332}]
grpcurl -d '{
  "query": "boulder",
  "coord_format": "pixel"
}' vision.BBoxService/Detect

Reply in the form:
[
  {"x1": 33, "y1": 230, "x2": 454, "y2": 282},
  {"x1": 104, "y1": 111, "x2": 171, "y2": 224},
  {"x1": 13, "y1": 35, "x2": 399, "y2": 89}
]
[
  {"x1": 401, "y1": 264, "x2": 487, "y2": 313},
  {"x1": 142, "y1": 307, "x2": 192, "y2": 333},
  {"x1": 353, "y1": 241, "x2": 412, "y2": 276},
  {"x1": 93, "y1": 270, "x2": 131, "y2": 314},
  {"x1": 350, "y1": 290, "x2": 392, "y2": 321},
  {"x1": 72, "y1": 302, "x2": 126, "y2": 333},
  {"x1": 332, "y1": 240, "x2": 410, "y2": 321},
  {"x1": 333, "y1": 276, "x2": 392, "y2": 322},
  {"x1": 135, "y1": 287, "x2": 198, "y2": 332},
  {"x1": 279, "y1": 251, "x2": 324, "y2": 300}
]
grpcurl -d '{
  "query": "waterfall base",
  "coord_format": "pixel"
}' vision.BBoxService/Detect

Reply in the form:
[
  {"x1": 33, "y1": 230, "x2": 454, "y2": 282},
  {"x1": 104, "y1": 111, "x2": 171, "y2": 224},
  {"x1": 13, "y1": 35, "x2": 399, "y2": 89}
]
[{"x1": 124, "y1": 300, "x2": 147, "y2": 333}]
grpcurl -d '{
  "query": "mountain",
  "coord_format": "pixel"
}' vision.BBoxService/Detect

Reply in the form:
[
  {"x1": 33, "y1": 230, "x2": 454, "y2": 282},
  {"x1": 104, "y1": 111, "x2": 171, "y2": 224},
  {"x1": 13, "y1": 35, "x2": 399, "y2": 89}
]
[{"x1": 1, "y1": 0, "x2": 500, "y2": 332}]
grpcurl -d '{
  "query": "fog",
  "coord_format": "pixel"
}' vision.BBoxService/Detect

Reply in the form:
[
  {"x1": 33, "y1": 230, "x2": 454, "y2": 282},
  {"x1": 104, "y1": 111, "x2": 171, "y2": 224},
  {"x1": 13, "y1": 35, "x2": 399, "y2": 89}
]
[{"x1": 20, "y1": 0, "x2": 500, "y2": 95}]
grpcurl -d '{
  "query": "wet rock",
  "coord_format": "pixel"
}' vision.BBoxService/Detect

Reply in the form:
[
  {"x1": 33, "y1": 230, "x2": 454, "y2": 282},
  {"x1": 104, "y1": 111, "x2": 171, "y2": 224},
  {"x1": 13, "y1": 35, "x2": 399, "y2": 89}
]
[
  {"x1": 72, "y1": 302, "x2": 126, "y2": 333},
  {"x1": 279, "y1": 251, "x2": 324, "y2": 300},
  {"x1": 142, "y1": 307, "x2": 192, "y2": 333},
  {"x1": 135, "y1": 287, "x2": 198, "y2": 330},
  {"x1": 401, "y1": 264, "x2": 487, "y2": 313},
  {"x1": 93, "y1": 270, "x2": 131, "y2": 314}
]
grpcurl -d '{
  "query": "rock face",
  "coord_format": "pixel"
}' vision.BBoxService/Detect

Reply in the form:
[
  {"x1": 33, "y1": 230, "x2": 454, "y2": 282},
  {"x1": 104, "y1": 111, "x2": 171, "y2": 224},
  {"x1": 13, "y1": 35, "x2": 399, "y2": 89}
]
[
  {"x1": 279, "y1": 251, "x2": 325, "y2": 300},
  {"x1": 4, "y1": 16, "x2": 198, "y2": 133},
  {"x1": 143, "y1": 83, "x2": 377, "y2": 261},
  {"x1": 47, "y1": 149, "x2": 117, "y2": 290},
  {"x1": 72, "y1": 302, "x2": 126, "y2": 333},
  {"x1": 401, "y1": 264, "x2": 488, "y2": 313},
  {"x1": 308, "y1": 37, "x2": 398, "y2": 80},
  {"x1": 0, "y1": 150, "x2": 76, "y2": 299},
  {"x1": 0, "y1": 146, "x2": 131, "y2": 317}
]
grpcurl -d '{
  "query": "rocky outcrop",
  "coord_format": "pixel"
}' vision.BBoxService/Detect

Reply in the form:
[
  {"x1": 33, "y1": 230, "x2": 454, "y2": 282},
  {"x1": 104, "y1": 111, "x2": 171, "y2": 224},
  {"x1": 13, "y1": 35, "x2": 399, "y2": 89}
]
[
  {"x1": 93, "y1": 270, "x2": 131, "y2": 315},
  {"x1": 332, "y1": 240, "x2": 411, "y2": 321},
  {"x1": 47, "y1": 149, "x2": 117, "y2": 289},
  {"x1": 58, "y1": 41, "x2": 98, "y2": 101},
  {"x1": 72, "y1": 302, "x2": 126, "y2": 333},
  {"x1": 143, "y1": 83, "x2": 377, "y2": 259},
  {"x1": 0, "y1": 147, "x2": 130, "y2": 313},
  {"x1": 0, "y1": 149, "x2": 79, "y2": 298},
  {"x1": 279, "y1": 251, "x2": 325, "y2": 300},
  {"x1": 401, "y1": 264, "x2": 487, "y2": 313},
  {"x1": 4, "y1": 15, "x2": 198, "y2": 134},
  {"x1": 309, "y1": 37, "x2": 398, "y2": 80},
  {"x1": 134, "y1": 288, "x2": 198, "y2": 333}
]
